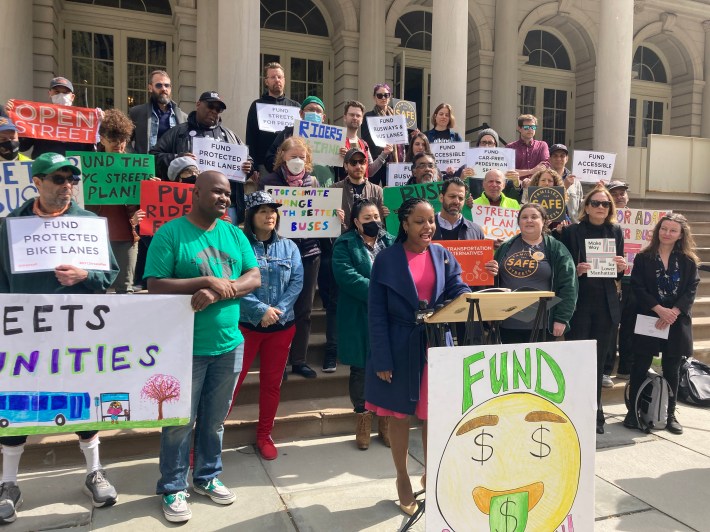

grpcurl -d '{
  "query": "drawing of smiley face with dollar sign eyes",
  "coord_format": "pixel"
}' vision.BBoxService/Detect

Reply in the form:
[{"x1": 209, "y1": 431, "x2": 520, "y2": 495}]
[{"x1": 436, "y1": 393, "x2": 580, "y2": 532}]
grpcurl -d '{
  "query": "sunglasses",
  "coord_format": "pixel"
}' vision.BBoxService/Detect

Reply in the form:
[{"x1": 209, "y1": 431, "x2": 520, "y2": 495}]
[
  {"x1": 348, "y1": 158, "x2": 367, "y2": 166},
  {"x1": 589, "y1": 200, "x2": 612, "y2": 208},
  {"x1": 45, "y1": 174, "x2": 80, "y2": 185},
  {"x1": 205, "y1": 102, "x2": 225, "y2": 113},
  {"x1": 153, "y1": 82, "x2": 171, "y2": 89},
  {"x1": 375, "y1": 93, "x2": 390, "y2": 99},
  {"x1": 522, "y1": 125, "x2": 537, "y2": 131}
]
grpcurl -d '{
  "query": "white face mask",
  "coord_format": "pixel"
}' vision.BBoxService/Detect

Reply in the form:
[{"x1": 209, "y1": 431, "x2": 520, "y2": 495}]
[
  {"x1": 51, "y1": 93, "x2": 73, "y2": 106},
  {"x1": 285, "y1": 157, "x2": 305, "y2": 175}
]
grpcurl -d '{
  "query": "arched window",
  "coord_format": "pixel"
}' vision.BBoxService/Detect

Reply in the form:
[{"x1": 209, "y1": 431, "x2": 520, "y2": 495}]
[
  {"x1": 632, "y1": 46, "x2": 667, "y2": 83},
  {"x1": 66, "y1": 0, "x2": 171, "y2": 15},
  {"x1": 523, "y1": 30, "x2": 571, "y2": 71},
  {"x1": 629, "y1": 46, "x2": 669, "y2": 147},
  {"x1": 261, "y1": 0, "x2": 328, "y2": 37},
  {"x1": 395, "y1": 11, "x2": 433, "y2": 51}
]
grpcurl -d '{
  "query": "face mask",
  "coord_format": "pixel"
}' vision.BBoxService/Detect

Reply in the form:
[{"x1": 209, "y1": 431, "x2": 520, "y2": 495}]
[
  {"x1": 51, "y1": 93, "x2": 73, "y2": 106},
  {"x1": 303, "y1": 112, "x2": 322, "y2": 124},
  {"x1": 360, "y1": 220, "x2": 380, "y2": 238},
  {"x1": 0, "y1": 140, "x2": 20, "y2": 161},
  {"x1": 285, "y1": 157, "x2": 305, "y2": 175}
]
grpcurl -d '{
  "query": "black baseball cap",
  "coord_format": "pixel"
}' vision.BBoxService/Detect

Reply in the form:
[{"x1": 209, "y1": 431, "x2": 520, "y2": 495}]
[
  {"x1": 198, "y1": 91, "x2": 227, "y2": 110},
  {"x1": 549, "y1": 143, "x2": 568, "y2": 155}
]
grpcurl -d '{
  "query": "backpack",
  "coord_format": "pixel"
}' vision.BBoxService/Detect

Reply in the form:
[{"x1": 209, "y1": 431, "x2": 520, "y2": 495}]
[
  {"x1": 624, "y1": 370, "x2": 671, "y2": 432},
  {"x1": 678, "y1": 357, "x2": 710, "y2": 406}
]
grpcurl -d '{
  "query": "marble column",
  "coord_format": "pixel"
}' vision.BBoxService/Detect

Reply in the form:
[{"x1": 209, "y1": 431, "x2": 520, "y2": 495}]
[
  {"x1": 358, "y1": 0, "x2": 386, "y2": 103},
  {"x1": 430, "y1": 0, "x2": 468, "y2": 136},
  {"x1": 593, "y1": 0, "x2": 634, "y2": 179},
  {"x1": 196, "y1": 0, "x2": 218, "y2": 95},
  {"x1": 491, "y1": 0, "x2": 519, "y2": 141},
  {"x1": 0, "y1": 0, "x2": 33, "y2": 105},
  {"x1": 701, "y1": 21, "x2": 710, "y2": 138}
]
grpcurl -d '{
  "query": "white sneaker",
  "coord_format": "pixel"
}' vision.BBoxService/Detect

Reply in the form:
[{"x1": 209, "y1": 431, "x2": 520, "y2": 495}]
[
  {"x1": 162, "y1": 490, "x2": 191, "y2": 522},
  {"x1": 193, "y1": 477, "x2": 236, "y2": 505},
  {"x1": 602, "y1": 374, "x2": 614, "y2": 388}
]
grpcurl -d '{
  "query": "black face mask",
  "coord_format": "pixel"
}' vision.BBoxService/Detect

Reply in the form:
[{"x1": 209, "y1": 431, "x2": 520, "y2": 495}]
[
  {"x1": 0, "y1": 140, "x2": 20, "y2": 161},
  {"x1": 360, "y1": 220, "x2": 381, "y2": 238}
]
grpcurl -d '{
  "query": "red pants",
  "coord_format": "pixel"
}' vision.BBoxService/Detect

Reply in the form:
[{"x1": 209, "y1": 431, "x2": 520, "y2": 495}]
[{"x1": 230, "y1": 325, "x2": 296, "y2": 441}]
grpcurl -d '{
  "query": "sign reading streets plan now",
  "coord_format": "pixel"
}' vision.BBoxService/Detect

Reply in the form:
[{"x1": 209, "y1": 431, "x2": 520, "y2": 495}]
[{"x1": 0, "y1": 294, "x2": 194, "y2": 436}]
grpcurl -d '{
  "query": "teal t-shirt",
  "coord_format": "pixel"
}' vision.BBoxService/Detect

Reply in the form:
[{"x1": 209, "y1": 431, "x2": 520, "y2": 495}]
[{"x1": 144, "y1": 217, "x2": 258, "y2": 356}]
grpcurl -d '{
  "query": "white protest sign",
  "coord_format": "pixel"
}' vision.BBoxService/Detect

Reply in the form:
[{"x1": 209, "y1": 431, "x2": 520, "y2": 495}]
[
  {"x1": 427, "y1": 341, "x2": 597, "y2": 532},
  {"x1": 470, "y1": 204, "x2": 520, "y2": 240},
  {"x1": 386, "y1": 163, "x2": 412, "y2": 188},
  {"x1": 293, "y1": 119, "x2": 346, "y2": 167},
  {"x1": 572, "y1": 150, "x2": 616, "y2": 183},
  {"x1": 0, "y1": 293, "x2": 193, "y2": 437},
  {"x1": 7, "y1": 216, "x2": 110, "y2": 273},
  {"x1": 255, "y1": 103, "x2": 300, "y2": 133},
  {"x1": 616, "y1": 208, "x2": 671, "y2": 275},
  {"x1": 193, "y1": 137, "x2": 248, "y2": 182},
  {"x1": 263, "y1": 186, "x2": 343, "y2": 238},
  {"x1": 0, "y1": 161, "x2": 36, "y2": 217},
  {"x1": 468, "y1": 147, "x2": 516, "y2": 177},
  {"x1": 431, "y1": 142, "x2": 469, "y2": 172},
  {"x1": 585, "y1": 238, "x2": 617, "y2": 277},
  {"x1": 364, "y1": 114, "x2": 408, "y2": 147}
]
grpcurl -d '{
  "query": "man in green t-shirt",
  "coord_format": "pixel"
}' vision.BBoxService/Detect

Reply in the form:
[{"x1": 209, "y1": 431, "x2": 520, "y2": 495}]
[{"x1": 145, "y1": 171, "x2": 260, "y2": 523}]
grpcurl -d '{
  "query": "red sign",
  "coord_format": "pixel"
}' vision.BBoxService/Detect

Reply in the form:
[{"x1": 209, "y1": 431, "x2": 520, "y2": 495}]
[
  {"x1": 8, "y1": 100, "x2": 100, "y2": 143},
  {"x1": 438, "y1": 240, "x2": 495, "y2": 286},
  {"x1": 140, "y1": 180, "x2": 194, "y2": 236}
]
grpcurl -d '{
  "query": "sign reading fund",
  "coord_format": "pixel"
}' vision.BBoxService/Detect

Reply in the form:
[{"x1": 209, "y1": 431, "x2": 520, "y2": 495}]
[
  {"x1": 364, "y1": 114, "x2": 408, "y2": 147},
  {"x1": 294, "y1": 119, "x2": 346, "y2": 166},
  {"x1": 572, "y1": 150, "x2": 616, "y2": 183},
  {"x1": 0, "y1": 294, "x2": 193, "y2": 436},
  {"x1": 7, "y1": 216, "x2": 111, "y2": 273},
  {"x1": 431, "y1": 142, "x2": 469, "y2": 172},
  {"x1": 193, "y1": 137, "x2": 248, "y2": 182},
  {"x1": 263, "y1": 186, "x2": 343, "y2": 238},
  {"x1": 467, "y1": 147, "x2": 516, "y2": 176},
  {"x1": 255, "y1": 103, "x2": 300, "y2": 133},
  {"x1": 427, "y1": 341, "x2": 596, "y2": 532},
  {"x1": 8, "y1": 100, "x2": 101, "y2": 143}
]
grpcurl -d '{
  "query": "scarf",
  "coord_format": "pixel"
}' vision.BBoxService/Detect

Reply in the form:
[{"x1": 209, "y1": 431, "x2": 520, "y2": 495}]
[{"x1": 283, "y1": 166, "x2": 306, "y2": 187}]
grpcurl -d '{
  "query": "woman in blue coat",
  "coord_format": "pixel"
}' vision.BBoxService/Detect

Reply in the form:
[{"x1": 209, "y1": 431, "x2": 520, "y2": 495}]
[{"x1": 365, "y1": 198, "x2": 470, "y2": 515}]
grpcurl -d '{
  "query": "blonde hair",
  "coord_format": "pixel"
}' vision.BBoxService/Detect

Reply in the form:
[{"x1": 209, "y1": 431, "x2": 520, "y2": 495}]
[
  {"x1": 274, "y1": 136, "x2": 313, "y2": 174},
  {"x1": 530, "y1": 168, "x2": 563, "y2": 187}
]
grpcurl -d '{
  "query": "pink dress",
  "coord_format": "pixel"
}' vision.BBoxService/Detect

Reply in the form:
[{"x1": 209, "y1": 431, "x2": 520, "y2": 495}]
[{"x1": 366, "y1": 248, "x2": 435, "y2": 420}]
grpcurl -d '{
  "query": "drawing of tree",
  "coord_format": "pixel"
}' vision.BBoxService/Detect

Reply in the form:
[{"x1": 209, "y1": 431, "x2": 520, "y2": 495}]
[{"x1": 141, "y1": 374, "x2": 181, "y2": 420}]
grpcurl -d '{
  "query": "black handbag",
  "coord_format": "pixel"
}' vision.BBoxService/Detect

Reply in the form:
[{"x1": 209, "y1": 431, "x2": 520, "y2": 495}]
[{"x1": 678, "y1": 357, "x2": 710, "y2": 407}]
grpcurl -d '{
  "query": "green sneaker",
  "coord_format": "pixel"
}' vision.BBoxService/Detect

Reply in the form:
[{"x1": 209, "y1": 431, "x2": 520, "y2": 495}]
[
  {"x1": 193, "y1": 477, "x2": 236, "y2": 505},
  {"x1": 162, "y1": 490, "x2": 191, "y2": 523}
]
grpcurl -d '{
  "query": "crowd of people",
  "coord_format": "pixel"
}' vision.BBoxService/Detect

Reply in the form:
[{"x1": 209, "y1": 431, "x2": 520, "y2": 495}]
[{"x1": 0, "y1": 63, "x2": 701, "y2": 524}]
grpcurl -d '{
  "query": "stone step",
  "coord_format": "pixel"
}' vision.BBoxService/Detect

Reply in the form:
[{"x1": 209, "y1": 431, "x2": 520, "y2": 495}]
[
  {"x1": 693, "y1": 296, "x2": 710, "y2": 317},
  {"x1": 690, "y1": 316, "x2": 710, "y2": 341},
  {"x1": 693, "y1": 235, "x2": 710, "y2": 248},
  {"x1": 696, "y1": 278, "x2": 710, "y2": 297}
]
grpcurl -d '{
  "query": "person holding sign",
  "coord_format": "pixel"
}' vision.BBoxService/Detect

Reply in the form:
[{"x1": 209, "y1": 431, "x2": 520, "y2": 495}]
[
  {"x1": 489, "y1": 203, "x2": 578, "y2": 343},
  {"x1": 404, "y1": 132, "x2": 431, "y2": 162},
  {"x1": 230, "y1": 191, "x2": 304, "y2": 460},
  {"x1": 425, "y1": 103, "x2": 463, "y2": 143},
  {"x1": 405, "y1": 152, "x2": 439, "y2": 185},
  {"x1": 559, "y1": 186, "x2": 626, "y2": 435},
  {"x1": 506, "y1": 114, "x2": 549, "y2": 181},
  {"x1": 548, "y1": 144, "x2": 583, "y2": 221},
  {"x1": 361, "y1": 83, "x2": 405, "y2": 186},
  {"x1": 0, "y1": 153, "x2": 120, "y2": 524},
  {"x1": 332, "y1": 198, "x2": 395, "y2": 450},
  {"x1": 145, "y1": 171, "x2": 261, "y2": 523},
  {"x1": 336, "y1": 100, "x2": 392, "y2": 182},
  {"x1": 473, "y1": 169, "x2": 520, "y2": 209},
  {"x1": 365, "y1": 198, "x2": 470, "y2": 515},
  {"x1": 521, "y1": 168, "x2": 571, "y2": 230},
  {"x1": 624, "y1": 214, "x2": 699, "y2": 435}
]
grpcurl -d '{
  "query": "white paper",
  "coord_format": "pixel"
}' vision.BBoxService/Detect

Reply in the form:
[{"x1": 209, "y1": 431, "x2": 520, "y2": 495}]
[
  {"x1": 255, "y1": 103, "x2": 300, "y2": 133},
  {"x1": 467, "y1": 147, "x2": 516, "y2": 177},
  {"x1": 364, "y1": 114, "x2": 408, "y2": 147},
  {"x1": 192, "y1": 137, "x2": 248, "y2": 182},
  {"x1": 572, "y1": 150, "x2": 616, "y2": 183},
  {"x1": 431, "y1": 142, "x2": 469, "y2": 172},
  {"x1": 585, "y1": 238, "x2": 617, "y2": 277},
  {"x1": 634, "y1": 314, "x2": 671, "y2": 339},
  {"x1": 386, "y1": 163, "x2": 412, "y2": 188},
  {"x1": 262, "y1": 186, "x2": 343, "y2": 238},
  {"x1": 469, "y1": 203, "x2": 520, "y2": 240}
]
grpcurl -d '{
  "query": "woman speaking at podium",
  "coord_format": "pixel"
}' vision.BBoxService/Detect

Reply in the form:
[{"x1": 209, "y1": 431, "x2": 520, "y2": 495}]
[{"x1": 364, "y1": 198, "x2": 470, "y2": 515}]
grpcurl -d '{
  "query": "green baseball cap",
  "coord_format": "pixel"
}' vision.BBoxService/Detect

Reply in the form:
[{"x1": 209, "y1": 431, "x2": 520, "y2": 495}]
[
  {"x1": 301, "y1": 95, "x2": 325, "y2": 110},
  {"x1": 32, "y1": 152, "x2": 81, "y2": 178}
]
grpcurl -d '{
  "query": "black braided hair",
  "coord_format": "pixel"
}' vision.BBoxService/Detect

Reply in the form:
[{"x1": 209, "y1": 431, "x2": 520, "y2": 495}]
[{"x1": 395, "y1": 197, "x2": 432, "y2": 243}]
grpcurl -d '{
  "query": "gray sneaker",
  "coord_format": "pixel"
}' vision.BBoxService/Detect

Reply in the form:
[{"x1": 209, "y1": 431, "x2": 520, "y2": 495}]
[
  {"x1": 0, "y1": 482, "x2": 22, "y2": 524},
  {"x1": 193, "y1": 477, "x2": 236, "y2": 505},
  {"x1": 162, "y1": 490, "x2": 191, "y2": 523},
  {"x1": 83, "y1": 470, "x2": 118, "y2": 508}
]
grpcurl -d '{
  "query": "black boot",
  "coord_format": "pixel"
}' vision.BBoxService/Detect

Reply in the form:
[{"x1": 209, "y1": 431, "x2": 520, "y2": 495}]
[
  {"x1": 623, "y1": 411, "x2": 640, "y2": 430},
  {"x1": 667, "y1": 413, "x2": 683, "y2": 434}
]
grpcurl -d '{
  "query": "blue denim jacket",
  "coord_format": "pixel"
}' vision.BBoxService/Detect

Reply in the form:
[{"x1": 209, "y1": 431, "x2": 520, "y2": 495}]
[
  {"x1": 240, "y1": 233, "x2": 304, "y2": 326},
  {"x1": 149, "y1": 104, "x2": 179, "y2": 151}
]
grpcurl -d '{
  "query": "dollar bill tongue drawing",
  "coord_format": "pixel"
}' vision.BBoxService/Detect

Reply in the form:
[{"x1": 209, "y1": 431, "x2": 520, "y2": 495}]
[{"x1": 489, "y1": 492, "x2": 529, "y2": 532}]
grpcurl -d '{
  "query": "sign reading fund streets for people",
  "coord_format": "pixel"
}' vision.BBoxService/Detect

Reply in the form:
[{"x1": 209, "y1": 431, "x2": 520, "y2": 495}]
[
  {"x1": 192, "y1": 137, "x2": 248, "y2": 182},
  {"x1": 365, "y1": 114, "x2": 408, "y2": 147},
  {"x1": 255, "y1": 103, "x2": 300, "y2": 133},
  {"x1": 294, "y1": 119, "x2": 346, "y2": 167},
  {"x1": 572, "y1": 150, "x2": 616, "y2": 183},
  {"x1": 0, "y1": 294, "x2": 193, "y2": 437},
  {"x1": 8, "y1": 100, "x2": 101, "y2": 143},
  {"x1": 427, "y1": 341, "x2": 596, "y2": 532},
  {"x1": 263, "y1": 186, "x2": 343, "y2": 238},
  {"x1": 66, "y1": 152, "x2": 154, "y2": 205},
  {"x1": 6, "y1": 216, "x2": 111, "y2": 273}
]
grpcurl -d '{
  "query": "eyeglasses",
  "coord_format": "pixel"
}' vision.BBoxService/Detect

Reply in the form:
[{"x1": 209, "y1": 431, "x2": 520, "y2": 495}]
[
  {"x1": 348, "y1": 158, "x2": 367, "y2": 166},
  {"x1": 44, "y1": 174, "x2": 80, "y2": 185},
  {"x1": 206, "y1": 102, "x2": 225, "y2": 113},
  {"x1": 266, "y1": 75, "x2": 284, "y2": 80},
  {"x1": 415, "y1": 163, "x2": 436, "y2": 170},
  {"x1": 479, "y1": 141, "x2": 497, "y2": 147},
  {"x1": 589, "y1": 200, "x2": 612, "y2": 208},
  {"x1": 153, "y1": 83, "x2": 171, "y2": 89},
  {"x1": 375, "y1": 93, "x2": 390, "y2": 99},
  {"x1": 521, "y1": 125, "x2": 537, "y2": 131}
]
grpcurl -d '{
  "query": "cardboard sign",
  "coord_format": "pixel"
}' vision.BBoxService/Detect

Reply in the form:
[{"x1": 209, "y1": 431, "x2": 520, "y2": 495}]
[
  {"x1": 8, "y1": 100, "x2": 100, "y2": 143},
  {"x1": 431, "y1": 142, "x2": 469, "y2": 172},
  {"x1": 385, "y1": 163, "x2": 412, "y2": 188},
  {"x1": 6, "y1": 216, "x2": 111, "y2": 273},
  {"x1": 427, "y1": 341, "x2": 596, "y2": 532},
  {"x1": 255, "y1": 103, "x2": 300, "y2": 133},
  {"x1": 383, "y1": 182, "x2": 473, "y2": 236},
  {"x1": 437, "y1": 240, "x2": 495, "y2": 286},
  {"x1": 192, "y1": 137, "x2": 248, "y2": 183},
  {"x1": 470, "y1": 204, "x2": 520, "y2": 240},
  {"x1": 293, "y1": 119, "x2": 346, "y2": 167},
  {"x1": 616, "y1": 208, "x2": 671, "y2": 275},
  {"x1": 572, "y1": 150, "x2": 616, "y2": 183},
  {"x1": 66, "y1": 152, "x2": 154, "y2": 205},
  {"x1": 139, "y1": 180, "x2": 194, "y2": 236},
  {"x1": 263, "y1": 186, "x2": 343, "y2": 238},
  {"x1": 0, "y1": 293, "x2": 193, "y2": 436},
  {"x1": 585, "y1": 238, "x2": 617, "y2": 277},
  {"x1": 390, "y1": 98, "x2": 417, "y2": 129},
  {"x1": 0, "y1": 161, "x2": 36, "y2": 217},
  {"x1": 527, "y1": 186, "x2": 567, "y2": 222},
  {"x1": 467, "y1": 147, "x2": 516, "y2": 177},
  {"x1": 365, "y1": 114, "x2": 408, "y2": 147}
]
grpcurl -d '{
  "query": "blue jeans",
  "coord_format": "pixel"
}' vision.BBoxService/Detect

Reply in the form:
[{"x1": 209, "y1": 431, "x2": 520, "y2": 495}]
[{"x1": 156, "y1": 344, "x2": 243, "y2": 494}]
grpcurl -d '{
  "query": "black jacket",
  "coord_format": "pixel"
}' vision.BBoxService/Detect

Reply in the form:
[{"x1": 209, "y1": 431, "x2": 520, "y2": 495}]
[
  {"x1": 265, "y1": 125, "x2": 294, "y2": 174},
  {"x1": 128, "y1": 99, "x2": 187, "y2": 154},
  {"x1": 245, "y1": 92, "x2": 299, "y2": 168}
]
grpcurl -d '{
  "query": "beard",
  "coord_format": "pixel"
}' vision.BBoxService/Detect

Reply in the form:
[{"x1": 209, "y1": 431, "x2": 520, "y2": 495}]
[{"x1": 152, "y1": 92, "x2": 170, "y2": 105}]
